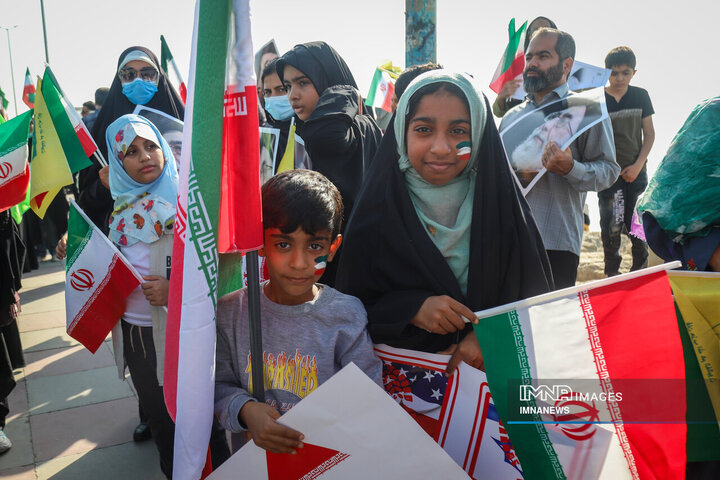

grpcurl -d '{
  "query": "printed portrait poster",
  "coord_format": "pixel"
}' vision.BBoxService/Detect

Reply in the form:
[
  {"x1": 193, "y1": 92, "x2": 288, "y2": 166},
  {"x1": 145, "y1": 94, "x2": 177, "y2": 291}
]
[
  {"x1": 208, "y1": 363, "x2": 469, "y2": 480},
  {"x1": 132, "y1": 105, "x2": 184, "y2": 168},
  {"x1": 259, "y1": 126, "x2": 280, "y2": 184},
  {"x1": 500, "y1": 87, "x2": 608, "y2": 196},
  {"x1": 510, "y1": 60, "x2": 611, "y2": 101}
]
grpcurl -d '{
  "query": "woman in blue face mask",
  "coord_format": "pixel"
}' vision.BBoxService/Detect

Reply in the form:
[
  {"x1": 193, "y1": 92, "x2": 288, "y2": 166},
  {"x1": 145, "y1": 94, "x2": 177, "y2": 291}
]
[{"x1": 260, "y1": 58, "x2": 293, "y2": 171}]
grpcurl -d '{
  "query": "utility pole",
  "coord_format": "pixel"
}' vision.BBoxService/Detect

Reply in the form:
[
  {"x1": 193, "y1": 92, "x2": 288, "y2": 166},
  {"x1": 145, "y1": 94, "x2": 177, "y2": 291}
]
[
  {"x1": 0, "y1": 25, "x2": 19, "y2": 116},
  {"x1": 405, "y1": 0, "x2": 436, "y2": 68},
  {"x1": 40, "y1": 0, "x2": 50, "y2": 63}
]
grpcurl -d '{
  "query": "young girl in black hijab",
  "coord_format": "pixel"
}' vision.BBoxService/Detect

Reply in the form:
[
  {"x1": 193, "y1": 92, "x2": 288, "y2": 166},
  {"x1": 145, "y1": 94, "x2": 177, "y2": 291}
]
[
  {"x1": 276, "y1": 42, "x2": 382, "y2": 284},
  {"x1": 336, "y1": 70, "x2": 553, "y2": 373}
]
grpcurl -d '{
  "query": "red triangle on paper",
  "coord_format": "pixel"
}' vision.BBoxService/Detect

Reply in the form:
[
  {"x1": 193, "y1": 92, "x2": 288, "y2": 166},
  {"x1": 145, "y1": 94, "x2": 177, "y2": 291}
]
[{"x1": 266, "y1": 442, "x2": 350, "y2": 480}]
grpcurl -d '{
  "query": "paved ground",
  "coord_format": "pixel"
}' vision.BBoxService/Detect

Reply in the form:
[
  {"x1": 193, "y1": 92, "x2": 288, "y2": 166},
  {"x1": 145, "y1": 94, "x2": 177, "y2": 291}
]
[{"x1": 0, "y1": 260, "x2": 165, "y2": 479}]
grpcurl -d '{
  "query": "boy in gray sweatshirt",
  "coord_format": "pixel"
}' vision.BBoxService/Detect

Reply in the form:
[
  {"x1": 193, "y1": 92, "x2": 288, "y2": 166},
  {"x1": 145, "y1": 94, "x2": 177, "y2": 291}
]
[{"x1": 214, "y1": 170, "x2": 382, "y2": 454}]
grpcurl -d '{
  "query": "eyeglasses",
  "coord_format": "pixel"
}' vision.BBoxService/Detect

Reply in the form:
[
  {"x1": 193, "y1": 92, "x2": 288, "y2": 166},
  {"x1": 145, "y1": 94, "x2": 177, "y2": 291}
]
[{"x1": 118, "y1": 66, "x2": 158, "y2": 84}]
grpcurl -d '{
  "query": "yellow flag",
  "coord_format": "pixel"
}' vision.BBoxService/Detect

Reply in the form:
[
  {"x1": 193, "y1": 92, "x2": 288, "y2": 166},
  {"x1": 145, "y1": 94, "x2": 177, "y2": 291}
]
[
  {"x1": 669, "y1": 271, "x2": 720, "y2": 423},
  {"x1": 29, "y1": 77, "x2": 73, "y2": 218},
  {"x1": 276, "y1": 122, "x2": 296, "y2": 173}
]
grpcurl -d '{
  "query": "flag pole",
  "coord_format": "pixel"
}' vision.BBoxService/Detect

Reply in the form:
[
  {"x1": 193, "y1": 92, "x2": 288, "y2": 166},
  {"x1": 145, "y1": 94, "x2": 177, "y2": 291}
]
[
  {"x1": 39, "y1": 0, "x2": 50, "y2": 64},
  {"x1": 0, "y1": 25, "x2": 19, "y2": 116},
  {"x1": 245, "y1": 250, "x2": 265, "y2": 402}
]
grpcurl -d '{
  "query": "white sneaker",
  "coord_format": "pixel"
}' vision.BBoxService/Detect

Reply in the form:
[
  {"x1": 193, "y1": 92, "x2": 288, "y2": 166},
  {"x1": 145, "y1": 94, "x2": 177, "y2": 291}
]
[{"x1": 0, "y1": 428, "x2": 11, "y2": 454}]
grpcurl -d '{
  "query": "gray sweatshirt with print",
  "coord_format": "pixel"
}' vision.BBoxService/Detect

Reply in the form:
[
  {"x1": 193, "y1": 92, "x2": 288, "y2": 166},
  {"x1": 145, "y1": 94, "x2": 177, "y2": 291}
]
[{"x1": 214, "y1": 283, "x2": 383, "y2": 433}]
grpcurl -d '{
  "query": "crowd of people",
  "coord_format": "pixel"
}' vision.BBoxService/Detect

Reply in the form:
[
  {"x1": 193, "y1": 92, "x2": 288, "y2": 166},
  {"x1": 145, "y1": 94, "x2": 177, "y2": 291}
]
[{"x1": 1, "y1": 17, "x2": 718, "y2": 478}]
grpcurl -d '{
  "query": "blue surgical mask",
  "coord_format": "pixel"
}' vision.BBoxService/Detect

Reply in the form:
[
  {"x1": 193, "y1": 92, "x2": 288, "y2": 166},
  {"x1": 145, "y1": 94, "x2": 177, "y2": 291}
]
[
  {"x1": 122, "y1": 79, "x2": 158, "y2": 105},
  {"x1": 264, "y1": 95, "x2": 294, "y2": 121}
]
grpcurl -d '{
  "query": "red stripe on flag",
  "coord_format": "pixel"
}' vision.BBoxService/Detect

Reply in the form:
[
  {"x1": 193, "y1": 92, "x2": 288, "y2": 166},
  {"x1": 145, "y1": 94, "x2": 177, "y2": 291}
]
[
  {"x1": 381, "y1": 82, "x2": 395, "y2": 112},
  {"x1": 180, "y1": 83, "x2": 187, "y2": 104},
  {"x1": 74, "y1": 124, "x2": 97, "y2": 156},
  {"x1": 489, "y1": 55, "x2": 524, "y2": 94},
  {"x1": 164, "y1": 202, "x2": 187, "y2": 420},
  {"x1": 588, "y1": 271, "x2": 686, "y2": 479},
  {"x1": 0, "y1": 163, "x2": 29, "y2": 212},
  {"x1": 218, "y1": 85, "x2": 263, "y2": 253},
  {"x1": 67, "y1": 255, "x2": 140, "y2": 353}
]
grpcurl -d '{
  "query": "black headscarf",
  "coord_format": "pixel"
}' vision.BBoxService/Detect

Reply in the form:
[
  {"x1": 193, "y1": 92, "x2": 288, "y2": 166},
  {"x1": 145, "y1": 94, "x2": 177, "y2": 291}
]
[
  {"x1": 276, "y1": 41, "x2": 358, "y2": 96},
  {"x1": 90, "y1": 46, "x2": 185, "y2": 158},
  {"x1": 79, "y1": 46, "x2": 184, "y2": 230},
  {"x1": 335, "y1": 73, "x2": 553, "y2": 353}
]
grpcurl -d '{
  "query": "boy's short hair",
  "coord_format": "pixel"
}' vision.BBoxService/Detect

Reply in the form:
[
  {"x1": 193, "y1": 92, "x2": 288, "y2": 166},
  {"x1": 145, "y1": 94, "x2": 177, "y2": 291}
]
[
  {"x1": 605, "y1": 46, "x2": 636, "y2": 69},
  {"x1": 83, "y1": 100, "x2": 96, "y2": 112},
  {"x1": 261, "y1": 58, "x2": 280, "y2": 83},
  {"x1": 395, "y1": 63, "x2": 443, "y2": 100},
  {"x1": 262, "y1": 170, "x2": 344, "y2": 239}
]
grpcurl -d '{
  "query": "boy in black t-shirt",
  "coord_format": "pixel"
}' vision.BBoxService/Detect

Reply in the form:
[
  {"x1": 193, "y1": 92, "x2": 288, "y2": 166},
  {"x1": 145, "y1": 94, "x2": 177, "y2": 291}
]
[{"x1": 598, "y1": 46, "x2": 655, "y2": 276}]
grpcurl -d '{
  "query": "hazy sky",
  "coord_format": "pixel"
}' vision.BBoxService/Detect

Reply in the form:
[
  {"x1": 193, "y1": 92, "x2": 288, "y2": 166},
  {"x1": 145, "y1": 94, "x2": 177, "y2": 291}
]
[{"x1": 1, "y1": 0, "x2": 717, "y2": 228}]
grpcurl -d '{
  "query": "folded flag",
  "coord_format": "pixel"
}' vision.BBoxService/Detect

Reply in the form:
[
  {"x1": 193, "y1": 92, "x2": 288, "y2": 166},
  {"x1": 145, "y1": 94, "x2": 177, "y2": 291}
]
[
  {"x1": 365, "y1": 61, "x2": 400, "y2": 113},
  {"x1": 65, "y1": 201, "x2": 142, "y2": 353},
  {"x1": 22, "y1": 68, "x2": 35, "y2": 109},
  {"x1": 0, "y1": 110, "x2": 32, "y2": 213},
  {"x1": 475, "y1": 264, "x2": 687, "y2": 479},
  {"x1": 161, "y1": 35, "x2": 188, "y2": 103},
  {"x1": 489, "y1": 18, "x2": 527, "y2": 95}
]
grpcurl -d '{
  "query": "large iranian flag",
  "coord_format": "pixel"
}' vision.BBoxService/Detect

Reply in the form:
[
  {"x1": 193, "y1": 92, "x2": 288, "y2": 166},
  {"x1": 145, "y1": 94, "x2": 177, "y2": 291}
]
[
  {"x1": 474, "y1": 264, "x2": 687, "y2": 479},
  {"x1": 489, "y1": 18, "x2": 527, "y2": 95},
  {"x1": 65, "y1": 202, "x2": 142, "y2": 353},
  {"x1": 0, "y1": 110, "x2": 32, "y2": 213},
  {"x1": 165, "y1": 0, "x2": 262, "y2": 478}
]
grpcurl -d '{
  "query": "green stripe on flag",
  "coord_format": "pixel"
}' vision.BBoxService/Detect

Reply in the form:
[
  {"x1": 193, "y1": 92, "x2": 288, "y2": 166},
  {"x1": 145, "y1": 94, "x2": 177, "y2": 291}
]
[
  {"x1": 66, "y1": 204, "x2": 93, "y2": 271},
  {"x1": 474, "y1": 311, "x2": 565, "y2": 479},
  {"x1": 501, "y1": 19, "x2": 527, "y2": 72},
  {"x1": 365, "y1": 69, "x2": 382, "y2": 107},
  {"x1": 41, "y1": 69, "x2": 92, "y2": 173},
  {"x1": 0, "y1": 110, "x2": 32, "y2": 155},
  {"x1": 160, "y1": 35, "x2": 172, "y2": 74}
]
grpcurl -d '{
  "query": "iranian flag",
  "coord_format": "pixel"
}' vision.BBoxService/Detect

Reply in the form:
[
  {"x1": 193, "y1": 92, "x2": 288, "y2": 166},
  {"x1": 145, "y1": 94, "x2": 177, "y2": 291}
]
[
  {"x1": 365, "y1": 62, "x2": 400, "y2": 113},
  {"x1": 161, "y1": 35, "x2": 188, "y2": 103},
  {"x1": 489, "y1": 18, "x2": 527, "y2": 95},
  {"x1": 22, "y1": 67, "x2": 35, "y2": 109},
  {"x1": 165, "y1": 0, "x2": 262, "y2": 478},
  {"x1": 474, "y1": 264, "x2": 687, "y2": 479},
  {"x1": 0, "y1": 110, "x2": 32, "y2": 212},
  {"x1": 43, "y1": 67, "x2": 101, "y2": 158},
  {"x1": 65, "y1": 202, "x2": 142, "y2": 353}
]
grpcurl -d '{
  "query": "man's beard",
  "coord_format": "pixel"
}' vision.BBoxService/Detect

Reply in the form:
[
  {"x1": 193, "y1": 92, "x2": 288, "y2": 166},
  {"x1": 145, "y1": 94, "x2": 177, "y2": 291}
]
[{"x1": 524, "y1": 60, "x2": 564, "y2": 93}]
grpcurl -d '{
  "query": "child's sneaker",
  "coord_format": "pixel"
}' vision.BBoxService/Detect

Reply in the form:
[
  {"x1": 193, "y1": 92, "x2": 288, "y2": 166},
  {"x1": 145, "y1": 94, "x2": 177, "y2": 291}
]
[{"x1": 0, "y1": 428, "x2": 12, "y2": 454}]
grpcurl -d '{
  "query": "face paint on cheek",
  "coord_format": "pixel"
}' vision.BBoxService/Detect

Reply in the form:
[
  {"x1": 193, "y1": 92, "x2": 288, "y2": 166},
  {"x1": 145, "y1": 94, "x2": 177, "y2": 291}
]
[
  {"x1": 456, "y1": 141, "x2": 471, "y2": 161},
  {"x1": 314, "y1": 255, "x2": 328, "y2": 276}
]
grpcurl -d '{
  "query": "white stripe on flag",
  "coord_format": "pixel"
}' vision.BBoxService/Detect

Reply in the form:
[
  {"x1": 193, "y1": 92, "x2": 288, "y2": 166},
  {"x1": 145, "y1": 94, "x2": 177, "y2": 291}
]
[{"x1": 0, "y1": 146, "x2": 27, "y2": 187}]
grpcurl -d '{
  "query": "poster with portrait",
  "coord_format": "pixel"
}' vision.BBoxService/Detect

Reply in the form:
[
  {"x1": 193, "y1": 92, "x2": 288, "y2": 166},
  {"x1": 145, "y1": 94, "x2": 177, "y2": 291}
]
[
  {"x1": 132, "y1": 105, "x2": 184, "y2": 162},
  {"x1": 499, "y1": 87, "x2": 608, "y2": 196},
  {"x1": 510, "y1": 60, "x2": 611, "y2": 101},
  {"x1": 259, "y1": 126, "x2": 280, "y2": 184}
]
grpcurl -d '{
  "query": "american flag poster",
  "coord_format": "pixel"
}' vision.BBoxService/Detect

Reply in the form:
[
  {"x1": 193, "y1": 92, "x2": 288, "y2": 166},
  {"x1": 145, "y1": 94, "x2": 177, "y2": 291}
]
[{"x1": 375, "y1": 344, "x2": 525, "y2": 479}]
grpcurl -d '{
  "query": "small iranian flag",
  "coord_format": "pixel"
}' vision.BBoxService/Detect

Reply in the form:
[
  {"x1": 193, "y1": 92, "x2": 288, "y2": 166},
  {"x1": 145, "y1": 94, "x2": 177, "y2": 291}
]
[
  {"x1": 43, "y1": 67, "x2": 101, "y2": 158},
  {"x1": 65, "y1": 202, "x2": 142, "y2": 354},
  {"x1": 22, "y1": 67, "x2": 35, "y2": 109},
  {"x1": 489, "y1": 18, "x2": 527, "y2": 95},
  {"x1": 475, "y1": 264, "x2": 687, "y2": 479},
  {"x1": 0, "y1": 110, "x2": 32, "y2": 213},
  {"x1": 365, "y1": 62, "x2": 400, "y2": 113},
  {"x1": 161, "y1": 35, "x2": 187, "y2": 103}
]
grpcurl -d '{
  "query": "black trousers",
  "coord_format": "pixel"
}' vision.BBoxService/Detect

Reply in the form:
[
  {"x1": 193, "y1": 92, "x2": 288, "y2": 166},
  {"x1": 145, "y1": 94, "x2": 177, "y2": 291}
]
[
  {"x1": 122, "y1": 321, "x2": 230, "y2": 478},
  {"x1": 546, "y1": 250, "x2": 580, "y2": 289}
]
